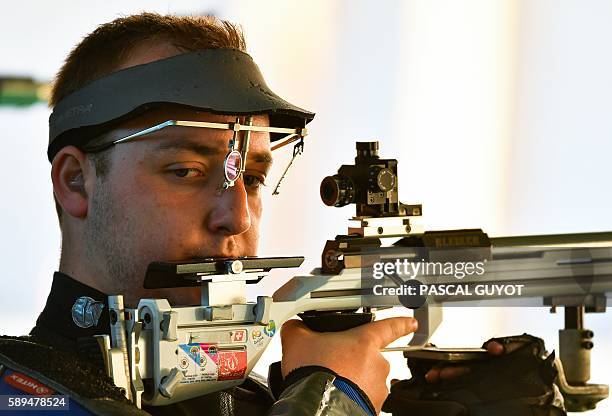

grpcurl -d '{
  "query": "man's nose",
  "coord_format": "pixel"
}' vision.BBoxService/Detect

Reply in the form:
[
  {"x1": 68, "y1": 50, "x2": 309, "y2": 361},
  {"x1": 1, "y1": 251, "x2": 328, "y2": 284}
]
[{"x1": 206, "y1": 178, "x2": 251, "y2": 236}]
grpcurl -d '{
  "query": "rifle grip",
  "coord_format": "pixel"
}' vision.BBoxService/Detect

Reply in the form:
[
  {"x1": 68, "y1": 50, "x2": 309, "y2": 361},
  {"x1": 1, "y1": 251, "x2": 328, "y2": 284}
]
[{"x1": 298, "y1": 311, "x2": 374, "y2": 332}]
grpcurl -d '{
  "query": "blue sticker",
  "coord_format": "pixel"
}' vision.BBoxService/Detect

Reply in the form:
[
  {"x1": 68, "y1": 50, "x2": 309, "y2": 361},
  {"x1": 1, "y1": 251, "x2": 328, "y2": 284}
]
[
  {"x1": 179, "y1": 344, "x2": 201, "y2": 364},
  {"x1": 263, "y1": 320, "x2": 276, "y2": 337}
]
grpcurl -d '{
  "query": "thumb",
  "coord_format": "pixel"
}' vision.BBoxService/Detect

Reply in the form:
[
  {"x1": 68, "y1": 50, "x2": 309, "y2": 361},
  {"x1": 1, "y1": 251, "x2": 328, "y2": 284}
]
[
  {"x1": 354, "y1": 317, "x2": 418, "y2": 349},
  {"x1": 280, "y1": 319, "x2": 311, "y2": 342}
]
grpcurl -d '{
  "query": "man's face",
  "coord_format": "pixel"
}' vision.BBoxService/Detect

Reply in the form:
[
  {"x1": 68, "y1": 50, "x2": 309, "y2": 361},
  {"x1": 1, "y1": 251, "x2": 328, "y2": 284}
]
[{"x1": 84, "y1": 108, "x2": 272, "y2": 306}]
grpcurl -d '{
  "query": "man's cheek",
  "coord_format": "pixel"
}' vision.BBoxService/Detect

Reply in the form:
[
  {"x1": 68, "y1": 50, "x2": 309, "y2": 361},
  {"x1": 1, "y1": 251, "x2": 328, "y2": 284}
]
[
  {"x1": 248, "y1": 194, "x2": 263, "y2": 218},
  {"x1": 243, "y1": 217, "x2": 261, "y2": 255}
]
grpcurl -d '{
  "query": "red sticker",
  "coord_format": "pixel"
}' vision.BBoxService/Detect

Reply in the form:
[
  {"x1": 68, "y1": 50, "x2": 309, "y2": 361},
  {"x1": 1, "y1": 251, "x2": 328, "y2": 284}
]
[
  {"x1": 4, "y1": 372, "x2": 54, "y2": 396},
  {"x1": 218, "y1": 349, "x2": 247, "y2": 381},
  {"x1": 232, "y1": 330, "x2": 246, "y2": 342}
]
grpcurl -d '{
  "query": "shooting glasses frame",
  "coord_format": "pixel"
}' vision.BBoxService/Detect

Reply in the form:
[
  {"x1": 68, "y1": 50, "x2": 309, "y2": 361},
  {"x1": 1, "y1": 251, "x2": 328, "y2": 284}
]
[{"x1": 82, "y1": 117, "x2": 308, "y2": 194}]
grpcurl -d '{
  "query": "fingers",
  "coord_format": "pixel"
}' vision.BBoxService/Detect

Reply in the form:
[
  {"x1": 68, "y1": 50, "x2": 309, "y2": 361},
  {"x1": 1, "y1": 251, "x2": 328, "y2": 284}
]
[
  {"x1": 354, "y1": 317, "x2": 418, "y2": 349},
  {"x1": 485, "y1": 340, "x2": 505, "y2": 356},
  {"x1": 485, "y1": 339, "x2": 528, "y2": 355},
  {"x1": 440, "y1": 366, "x2": 470, "y2": 379},
  {"x1": 424, "y1": 340, "x2": 506, "y2": 384},
  {"x1": 425, "y1": 365, "x2": 471, "y2": 383},
  {"x1": 425, "y1": 367, "x2": 440, "y2": 383}
]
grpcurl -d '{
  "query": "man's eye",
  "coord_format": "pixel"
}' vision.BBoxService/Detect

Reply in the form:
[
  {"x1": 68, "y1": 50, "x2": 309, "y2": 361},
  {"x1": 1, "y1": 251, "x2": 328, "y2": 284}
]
[
  {"x1": 173, "y1": 168, "x2": 204, "y2": 178},
  {"x1": 244, "y1": 174, "x2": 266, "y2": 189}
]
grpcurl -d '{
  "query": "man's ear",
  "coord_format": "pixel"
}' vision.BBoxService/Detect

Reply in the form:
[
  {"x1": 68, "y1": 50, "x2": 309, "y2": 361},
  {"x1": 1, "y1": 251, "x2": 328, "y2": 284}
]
[{"x1": 51, "y1": 146, "x2": 94, "y2": 219}]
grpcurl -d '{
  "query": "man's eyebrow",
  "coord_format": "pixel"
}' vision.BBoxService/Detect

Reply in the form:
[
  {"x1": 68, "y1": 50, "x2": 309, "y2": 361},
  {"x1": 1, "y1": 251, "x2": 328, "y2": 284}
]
[
  {"x1": 249, "y1": 152, "x2": 274, "y2": 164},
  {"x1": 152, "y1": 139, "x2": 273, "y2": 164}
]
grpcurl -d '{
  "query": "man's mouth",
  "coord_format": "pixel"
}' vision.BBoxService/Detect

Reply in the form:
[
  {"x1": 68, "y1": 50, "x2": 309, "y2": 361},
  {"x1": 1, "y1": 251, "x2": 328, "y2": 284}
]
[{"x1": 184, "y1": 253, "x2": 245, "y2": 262}]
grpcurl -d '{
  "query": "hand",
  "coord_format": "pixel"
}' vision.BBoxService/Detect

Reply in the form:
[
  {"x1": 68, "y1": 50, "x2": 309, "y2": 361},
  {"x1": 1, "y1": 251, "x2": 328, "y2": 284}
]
[
  {"x1": 280, "y1": 317, "x2": 418, "y2": 414},
  {"x1": 419, "y1": 341, "x2": 503, "y2": 383}
]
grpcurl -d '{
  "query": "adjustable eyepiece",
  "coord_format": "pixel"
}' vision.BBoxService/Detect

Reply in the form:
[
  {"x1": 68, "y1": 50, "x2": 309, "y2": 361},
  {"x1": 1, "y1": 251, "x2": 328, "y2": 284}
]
[
  {"x1": 320, "y1": 141, "x2": 401, "y2": 217},
  {"x1": 320, "y1": 174, "x2": 355, "y2": 207}
]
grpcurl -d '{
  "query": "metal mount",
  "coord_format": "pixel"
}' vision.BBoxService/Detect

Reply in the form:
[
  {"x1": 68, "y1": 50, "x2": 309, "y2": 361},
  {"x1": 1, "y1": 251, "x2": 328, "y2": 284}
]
[
  {"x1": 545, "y1": 296, "x2": 609, "y2": 412},
  {"x1": 348, "y1": 215, "x2": 423, "y2": 238},
  {"x1": 555, "y1": 358, "x2": 609, "y2": 412}
]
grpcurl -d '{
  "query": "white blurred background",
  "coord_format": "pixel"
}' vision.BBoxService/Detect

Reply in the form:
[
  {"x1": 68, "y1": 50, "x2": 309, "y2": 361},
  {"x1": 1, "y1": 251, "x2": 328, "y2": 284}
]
[{"x1": 1, "y1": 1, "x2": 611, "y2": 414}]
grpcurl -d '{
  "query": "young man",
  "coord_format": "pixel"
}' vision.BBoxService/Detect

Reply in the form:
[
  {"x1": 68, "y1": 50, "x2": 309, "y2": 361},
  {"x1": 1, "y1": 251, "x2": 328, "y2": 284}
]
[{"x1": 0, "y1": 13, "x2": 417, "y2": 415}]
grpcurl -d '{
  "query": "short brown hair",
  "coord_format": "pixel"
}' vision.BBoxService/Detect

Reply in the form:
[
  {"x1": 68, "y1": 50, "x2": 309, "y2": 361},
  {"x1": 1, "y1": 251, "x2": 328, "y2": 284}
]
[
  {"x1": 51, "y1": 13, "x2": 246, "y2": 106},
  {"x1": 52, "y1": 13, "x2": 246, "y2": 221}
]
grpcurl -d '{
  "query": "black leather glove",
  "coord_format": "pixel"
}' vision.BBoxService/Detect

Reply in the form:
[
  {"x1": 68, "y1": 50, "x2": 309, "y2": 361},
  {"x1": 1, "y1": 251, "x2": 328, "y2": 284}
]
[{"x1": 382, "y1": 334, "x2": 566, "y2": 416}]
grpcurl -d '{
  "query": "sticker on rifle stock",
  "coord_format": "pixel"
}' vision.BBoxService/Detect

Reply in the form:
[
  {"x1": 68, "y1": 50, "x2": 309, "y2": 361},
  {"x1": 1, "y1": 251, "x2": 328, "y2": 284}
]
[
  {"x1": 264, "y1": 320, "x2": 276, "y2": 337},
  {"x1": 178, "y1": 343, "x2": 246, "y2": 383},
  {"x1": 232, "y1": 329, "x2": 246, "y2": 343},
  {"x1": 178, "y1": 343, "x2": 217, "y2": 383},
  {"x1": 251, "y1": 327, "x2": 265, "y2": 350},
  {"x1": 218, "y1": 348, "x2": 247, "y2": 380}
]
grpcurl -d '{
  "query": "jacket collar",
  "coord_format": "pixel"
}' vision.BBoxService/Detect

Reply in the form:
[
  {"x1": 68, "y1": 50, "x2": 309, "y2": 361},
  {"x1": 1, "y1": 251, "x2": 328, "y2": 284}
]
[{"x1": 30, "y1": 272, "x2": 110, "y2": 347}]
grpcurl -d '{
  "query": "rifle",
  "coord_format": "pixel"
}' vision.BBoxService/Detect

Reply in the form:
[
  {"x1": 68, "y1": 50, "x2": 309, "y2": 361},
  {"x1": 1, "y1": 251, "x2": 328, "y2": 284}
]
[{"x1": 96, "y1": 142, "x2": 611, "y2": 412}]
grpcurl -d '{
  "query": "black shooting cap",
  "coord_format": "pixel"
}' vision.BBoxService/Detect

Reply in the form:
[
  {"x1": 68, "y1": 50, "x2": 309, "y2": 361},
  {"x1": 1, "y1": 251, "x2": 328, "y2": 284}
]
[{"x1": 48, "y1": 48, "x2": 315, "y2": 162}]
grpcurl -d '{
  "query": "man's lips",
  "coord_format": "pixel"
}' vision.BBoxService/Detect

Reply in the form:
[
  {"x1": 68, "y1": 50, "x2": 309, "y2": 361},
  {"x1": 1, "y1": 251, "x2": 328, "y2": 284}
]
[{"x1": 183, "y1": 253, "x2": 246, "y2": 261}]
